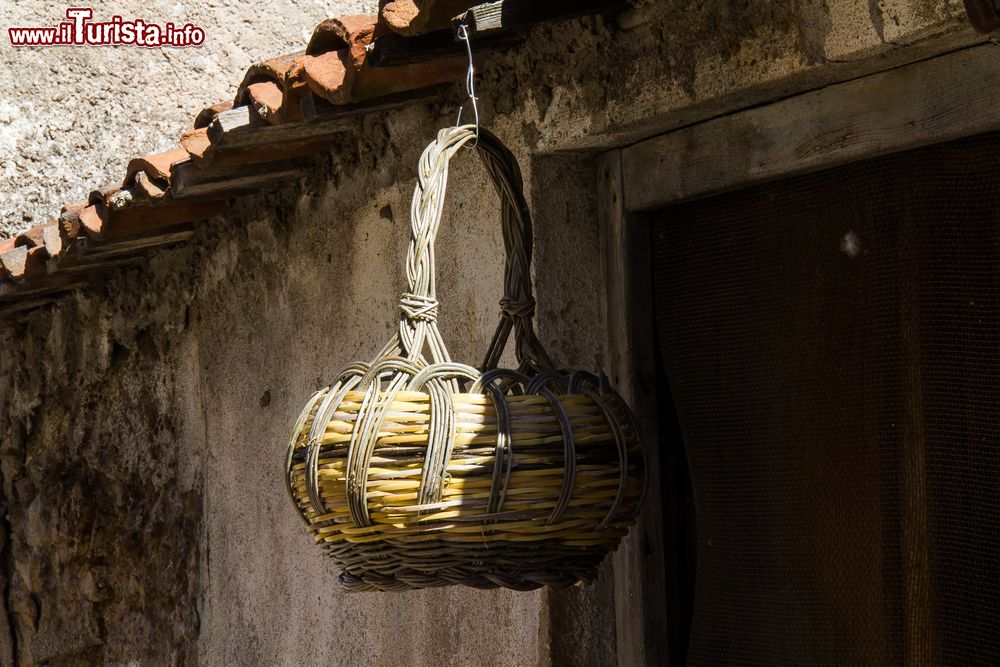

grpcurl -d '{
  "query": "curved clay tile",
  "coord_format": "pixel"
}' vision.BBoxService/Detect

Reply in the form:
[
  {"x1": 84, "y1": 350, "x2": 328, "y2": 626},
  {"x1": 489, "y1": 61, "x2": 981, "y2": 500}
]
[
  {"x1": 14, "y1": 221, "x2": 53, "y2": 249},
  {"x1": 194, "y1": 101, "x2": 234, "y2": 129},
  {"x1": 246, "y1": 81, "x2": 287, "y2": 124},
  {"x1": 41, "y1": 223, "x2": 63, "y2": 259},
  {"x1": 380, "y1": 0, "x2": 479, "y2": 36},
  {"x1": 12, "y1": 220, "x2": 63, "y2": 264},
  {"x1": 302, "y1": 50, "x2": 356, "y2": 105},
  {"x1": 133, "y1": 172, "x2": 168, "y2": 200},
  {"x1": 0, "y1": 245, "x2": 48, "y2": 283},
  {"x1": 180, "y1": 128, "x2": 213, "y2": 164},
  {"x1": 123, "y1": 147, "x2": 190, "y2": 190},
  {"x1": 303, "y1": 13, "x2": 464, "y2": 106},
  {"x1": 78, "y1": 205, "x2": 105, "y2": 240},
  {"x1": 58, "y1": 203, "x2": 86, "y2": 241},
  {"x1": 306, "y1": 15, "x2": 378, "y2": 57},
  {"x1": 88, "y1": 185, "x2": 121, "y2": 212},
  {"x1": 233, "y1": 53, "x2": 309, "y2": 124},
  {"x1": 302, "y1": 15, "x2": 378, "y2": 105}
]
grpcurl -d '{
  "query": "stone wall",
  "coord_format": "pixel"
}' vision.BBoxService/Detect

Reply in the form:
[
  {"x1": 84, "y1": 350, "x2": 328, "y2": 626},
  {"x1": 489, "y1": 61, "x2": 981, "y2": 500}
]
[
  {"x1": 0, "y1": 1, "x2": 981, "y2": 664},
  {"x1": 0, "y1": 0, "x2": 378, "y2": 238}
]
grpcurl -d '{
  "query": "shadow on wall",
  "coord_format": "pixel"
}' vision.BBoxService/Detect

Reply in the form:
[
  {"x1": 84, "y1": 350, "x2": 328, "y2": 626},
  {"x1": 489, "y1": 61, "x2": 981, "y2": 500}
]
[{"x1": 529, "y1": 152, "x2": 618, "y2": 667}]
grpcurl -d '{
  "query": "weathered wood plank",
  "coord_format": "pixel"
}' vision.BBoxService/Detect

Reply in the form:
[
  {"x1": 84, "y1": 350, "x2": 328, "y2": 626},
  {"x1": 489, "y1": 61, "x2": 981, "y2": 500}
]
[
  {"x1": 0, "y1": 293, "x2": 85, "y2": 318},
  {"x1": 48, "y1": 232, "x2": 192, "y2": 278},
  {"x1": 73, "y1": 231, "x2": 195, "y2": 263},
  {"x1": 46, "y1": 256, "x2": 145, "y2": 277},
  {"x1": 170, "y1": 160, "x2": 310, "y2": 199},
  {"x1": 210, "y1": 106, "x2": 266, "y2": 137},
  {"x1": 0, "y1": 275, "x2": 89, "y2": 300},
  {"x1": 208, "y1": 106, "x2": 354, "y2": 148},
  {"x1": 299, "y1": 87, "x2": 448, "y2": 122},
  {"x1": 368, "y1": 28, "x2": 524, "y2": 67},
  {"x1": 197, "y1": 91, "x2": 442, "y2": 167},
  {"x1": 599, "y1": 149, "x2": 668, "y2": 667},
  {"x1": 99, "y1": 200, "x2": 227, "y2": 241},
  {"x1": 213, "y1": 90, "x2": 443, "y2": 147},
  {"x1": 459, "y1": 0, "x2": 625, "y2": 34},
  {"x1": 622, "y1": 43, "x2": 1000, "y2": 211}
]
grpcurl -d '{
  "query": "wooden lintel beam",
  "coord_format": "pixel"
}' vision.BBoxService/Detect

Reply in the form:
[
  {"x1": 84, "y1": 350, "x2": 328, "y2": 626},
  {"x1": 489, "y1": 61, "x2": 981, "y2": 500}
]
[{"x1": 621, "y1": 43, "x2": 1000, "y2": 211}]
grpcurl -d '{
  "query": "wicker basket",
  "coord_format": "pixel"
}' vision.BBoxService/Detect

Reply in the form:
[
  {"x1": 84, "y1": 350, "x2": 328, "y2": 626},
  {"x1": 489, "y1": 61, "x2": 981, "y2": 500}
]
[{"x1": 285, "y1": 126, "x2": 645, "y2": 591}]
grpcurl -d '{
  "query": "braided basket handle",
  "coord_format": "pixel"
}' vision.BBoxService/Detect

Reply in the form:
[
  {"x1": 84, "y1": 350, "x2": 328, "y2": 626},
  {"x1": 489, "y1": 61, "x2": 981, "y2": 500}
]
[{"x1": 398, "y1": 125, "x2": 554, "y2": 375}]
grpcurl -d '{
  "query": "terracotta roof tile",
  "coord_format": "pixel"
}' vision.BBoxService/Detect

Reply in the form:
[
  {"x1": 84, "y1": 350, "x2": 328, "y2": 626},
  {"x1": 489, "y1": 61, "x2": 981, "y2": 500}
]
[
  {"x1": 14, "y1": 221, "x2": 53, "y2": 249},
  {"x1": 57, "y1": 203, "x2": 86, "y2": 244},
  {"x1": 234, "y1": 53, "x2": 309, "y2": 124},
  {"x1": 60, "y1": 202, "x2": 86, "y2": 218},
  {"x1": 247, "y1": 81, "x2": 289, "y2": 124},
  {"x1": 236, "y1": 52, "x2": 304, "y2": 86},
  {"x1": 353, "y1": 56, "x2": 466, "y2": 103},
  {"x1": 306, "y1": 16, "x2": 377, "y2": 56},
  {"x1": 0, "y1": 245, "x2": 48, "y2": 283},
  {"x1": 42, "y1": 223, "x2": 63, "y2": 258},
  {"x1": 301, "y1": 15, "x2": 374, "y2": 105},
  {"x1": 87, "y1": 185, "x2": 125, "y2": 224},
  {"x1": 380, "y1": 0, "x2": 479, "y2": 36},
  {"x1": 89, "y1": 185, "x2": 121, "y2": 205},
  {"x1": 3, "y1": 3, "x2": 575, "y2": 317},
  {"x1": 194, "y1": 101, "x2": 234, "y2": 129},
  {"x1": 78, "y1": 205, "x2": 105, "y2": 240},
  {"x1": 123, "y1": 147, "x2": 191, "y2": 189},
  {"x1": 180, "y1": 128, "x2": 213, "y2": 164},
  {"x1": 303, "y1": 14, "x2": 465, "y2": 106},
  {"x1": 303, "y1": 51, "x2": 355, "y2": 105},
  {"x1": 133, "y1": 172, "x2": 169, "y2": 200}
]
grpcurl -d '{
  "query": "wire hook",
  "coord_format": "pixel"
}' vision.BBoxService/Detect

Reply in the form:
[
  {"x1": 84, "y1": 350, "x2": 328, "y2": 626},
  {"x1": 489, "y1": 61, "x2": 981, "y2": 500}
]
[{"x1": 455, "y1": 22, "x2": 480, "y2": 143}]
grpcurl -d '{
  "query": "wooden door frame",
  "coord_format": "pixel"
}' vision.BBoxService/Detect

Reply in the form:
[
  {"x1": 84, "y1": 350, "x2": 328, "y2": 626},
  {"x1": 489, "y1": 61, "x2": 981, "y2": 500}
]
[
  {"x1": 599, "y1": 41, "x2": 1000, "y2": 666},
  {"x1": 599, "y1": 150, "x2": 667, "y2": 667}
]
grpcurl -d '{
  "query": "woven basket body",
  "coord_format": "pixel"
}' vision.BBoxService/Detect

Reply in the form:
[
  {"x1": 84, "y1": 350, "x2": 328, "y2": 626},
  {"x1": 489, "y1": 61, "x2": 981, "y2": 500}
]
[{"x1": 286, "y1": 126, "x2": 645, "y2": 591}]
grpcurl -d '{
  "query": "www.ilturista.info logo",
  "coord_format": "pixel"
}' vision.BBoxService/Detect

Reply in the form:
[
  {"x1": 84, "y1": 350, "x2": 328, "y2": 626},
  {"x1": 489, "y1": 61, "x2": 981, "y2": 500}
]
[{"x1": 8, "y1": 7, "x2": 205, "y2": 47}]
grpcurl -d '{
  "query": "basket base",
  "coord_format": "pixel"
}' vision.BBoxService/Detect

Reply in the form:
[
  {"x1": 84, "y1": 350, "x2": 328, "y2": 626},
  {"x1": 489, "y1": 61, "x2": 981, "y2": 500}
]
[
  {"x1": 328, "y1": 539, "x2": 611, "y2": 592},
  {"x1": 338, "y1": 567, "x2": 590, "y2": 592}
]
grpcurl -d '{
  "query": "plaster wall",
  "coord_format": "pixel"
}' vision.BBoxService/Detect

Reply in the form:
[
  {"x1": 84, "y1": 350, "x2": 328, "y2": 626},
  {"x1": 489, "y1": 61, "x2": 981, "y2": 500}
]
[
  {"x1": 0, "y1": 0, "x2": 378, "y2": 238},
  {"x1": 0, "y1": 0, "x2": 986, "y2": 664},
  {"x1": 0, "y1": 0, "x2": 980, "y2": 239},
  {"x1": 0, "y1": 108, "x2": 605, "y2": 665}
]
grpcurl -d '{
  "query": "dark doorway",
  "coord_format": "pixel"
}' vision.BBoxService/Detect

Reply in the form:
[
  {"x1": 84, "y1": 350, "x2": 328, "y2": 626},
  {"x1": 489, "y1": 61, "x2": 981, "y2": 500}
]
[
  {"x1": 650, "y1": 132, "x2": 1000, "y2": 664},
  {"x1": 654, "y1": 343, "x2": 697, "y2": 665}
]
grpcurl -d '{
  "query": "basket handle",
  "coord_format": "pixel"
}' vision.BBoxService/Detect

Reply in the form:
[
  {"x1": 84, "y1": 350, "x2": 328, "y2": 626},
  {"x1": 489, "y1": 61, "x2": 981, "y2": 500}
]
[{"x1": 397, "y1": 125, "x2": 554, "y2": 375}]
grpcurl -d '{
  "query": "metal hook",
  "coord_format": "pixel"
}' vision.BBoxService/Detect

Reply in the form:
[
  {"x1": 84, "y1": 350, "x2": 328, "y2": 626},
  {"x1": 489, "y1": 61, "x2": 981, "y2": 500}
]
[{"x1": 455, "y1": 22, "x2": 480, "y2": 143}]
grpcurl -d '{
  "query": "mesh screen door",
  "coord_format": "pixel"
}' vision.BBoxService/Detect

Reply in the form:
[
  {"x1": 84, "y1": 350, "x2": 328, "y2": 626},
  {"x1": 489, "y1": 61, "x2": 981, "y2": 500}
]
[{"x1": 651, "y1": 132, "x2": 1000, "y2": 664}]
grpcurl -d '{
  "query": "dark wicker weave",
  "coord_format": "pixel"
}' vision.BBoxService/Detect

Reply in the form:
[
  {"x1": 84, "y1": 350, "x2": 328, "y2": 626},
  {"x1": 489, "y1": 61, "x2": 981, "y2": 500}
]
[{"x1": 285, "y1": 126, "x2": 645, "y2": 591}]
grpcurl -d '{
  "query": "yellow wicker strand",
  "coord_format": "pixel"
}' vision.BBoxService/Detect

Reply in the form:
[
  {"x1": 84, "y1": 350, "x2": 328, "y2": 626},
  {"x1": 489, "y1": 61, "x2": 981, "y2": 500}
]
[{"x1": 284, "y1": 126, "x2": 644, "y2": 591}]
